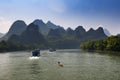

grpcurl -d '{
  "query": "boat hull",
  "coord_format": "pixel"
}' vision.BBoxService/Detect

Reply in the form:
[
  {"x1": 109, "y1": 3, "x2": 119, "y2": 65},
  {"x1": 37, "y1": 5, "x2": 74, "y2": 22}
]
[{"x1": 32, "y1": 50, "x2": 40, "y2": 57}]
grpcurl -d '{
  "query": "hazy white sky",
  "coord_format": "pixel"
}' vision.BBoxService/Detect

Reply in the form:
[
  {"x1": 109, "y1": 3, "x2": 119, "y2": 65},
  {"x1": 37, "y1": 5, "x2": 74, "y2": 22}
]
[{"x1": 0, "y1": 0, "x2": 120, "y2": 35}]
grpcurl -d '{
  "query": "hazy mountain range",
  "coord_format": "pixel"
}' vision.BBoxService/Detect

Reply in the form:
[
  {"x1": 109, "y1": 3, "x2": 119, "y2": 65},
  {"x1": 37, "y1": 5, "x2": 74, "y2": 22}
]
[
  {"x1": 1, "y1": 20, "x2": 27, "y2": 40},
  {"x1": 0, "y1": 33, "x2": 4, "y2": 38},
  {"x1": 8, "y1": 23, "x2": 47, "y2": 46},
  {"x1": 117, "y1": 34, "x2": 120, "y2": 37},
  {"x1": 0, "y1": 19, "x2": 108, "y2": 48},
  {"x1": 33, "y1": 19, "x2": 61, "y2": 35},
  {"x1": 103, "y1": 29, "x2": 111, "y2": 36}
]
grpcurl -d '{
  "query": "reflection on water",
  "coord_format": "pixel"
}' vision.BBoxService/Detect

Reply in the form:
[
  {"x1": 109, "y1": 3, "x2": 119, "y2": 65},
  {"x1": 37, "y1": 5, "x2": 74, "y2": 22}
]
[
  {"x1": 0, "y1": 49, "x2": 120, "y2": 80},
  {"x1": 0, "y1": 53, "x2": 10, "y2": 79}
]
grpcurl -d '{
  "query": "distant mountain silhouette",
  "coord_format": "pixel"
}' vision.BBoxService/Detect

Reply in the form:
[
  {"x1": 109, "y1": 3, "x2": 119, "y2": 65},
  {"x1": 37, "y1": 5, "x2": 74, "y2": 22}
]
[
  {"x1": 95, "y1": 27, "x2": 108, "y2": 39},
  {"x1": 85, "y1": 28, "x2": 96, "y2": 39},
  {"x1": 1, "y1": 20, "x2": 27, "y2": 40},
  {"x1": 8, "y1": 23, "x2": 47, "y2": 46},
  {"x1": 33, "y1": 19, "x2": 50, "y2": 35},
  {"x1": 117, "y1": 34, "x2": 120, "y2": 37},
  {"x1": 4, "y1": 19, "x2": 108, "y2": 49},
  {"x1": 0, "y1": 33, "x2": 4, "y2": 38},
  {"x1": 74, "y1": 26, "x2": 86, "y2": 38},
  {"x1": 85, "y1": 27, "x2": 108, "y2": 40},
  {"x1": 1, "y1": 19, "x2": 62, "y2": 40},
  {"x1": 66, "y1": 27, "x2": 74, "y2": 36},
  {"x1": 48, "y1": 26, "x2": 107, "y2": 40},
  {"x1": 33, "y1": 19, "x2": 61, "y2": 35},
  {"x1": 47, "y1": 26, "x2": 107, "y2": 48},
  {"x1": 46, "y1": 21, "x2": 60, "y2": 29},
  {"x1": 48, "y1": 27, "x2": 66, "y2": 39},
  {"x1": 87, "y1": 28, "x2": 95, "y2": 34},
  {"x1": 103, "y1": 29, "x2": 111, "y2": 36}
]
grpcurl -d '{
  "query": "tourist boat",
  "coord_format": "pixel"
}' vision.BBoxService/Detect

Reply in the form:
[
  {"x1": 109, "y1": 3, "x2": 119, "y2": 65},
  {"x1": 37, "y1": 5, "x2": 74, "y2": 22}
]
[
  {"x1": 49, "y1": 48, "x2": 56, "y2": 52},
  {"x1": 32, "y1": 49, "x2": 40, "y2": 57}
]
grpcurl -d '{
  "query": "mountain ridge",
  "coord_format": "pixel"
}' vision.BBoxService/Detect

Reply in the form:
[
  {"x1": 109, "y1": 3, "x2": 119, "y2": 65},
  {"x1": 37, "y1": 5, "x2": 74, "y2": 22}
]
[
  {"x1": 0, "y1": 20, "x2": 27, "y2": 41},
  {"x1": 104, "y1": 29, "x2": 111, "y2": 36},
  {"x1": 8, "y1": 23, "x2": 47, "y2": 47},
  {"x1": 33, "y1": 19, "x2": 61, "y2": 35},
  {"x1": 0, "y1": 33, "x2": 4, "y2": 38},
  {"x1": 1, "y1": 19, "x2": 108, "y2": 49}
]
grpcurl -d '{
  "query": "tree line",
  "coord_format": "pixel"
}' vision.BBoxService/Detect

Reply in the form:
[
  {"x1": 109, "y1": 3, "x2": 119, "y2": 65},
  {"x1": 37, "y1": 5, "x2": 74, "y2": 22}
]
[
  {"x1": 80, "y1": 36, "x2": 120, "y2": 51},
  {"x1": 0, "y1": 41, "x2": 47, "y2": 52}
]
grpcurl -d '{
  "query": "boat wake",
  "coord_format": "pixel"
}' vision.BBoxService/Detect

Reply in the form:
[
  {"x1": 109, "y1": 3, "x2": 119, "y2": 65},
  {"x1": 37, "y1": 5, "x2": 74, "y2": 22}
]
[{"x1": 29, "y1": 56, "x2": 40, "y2": 60}]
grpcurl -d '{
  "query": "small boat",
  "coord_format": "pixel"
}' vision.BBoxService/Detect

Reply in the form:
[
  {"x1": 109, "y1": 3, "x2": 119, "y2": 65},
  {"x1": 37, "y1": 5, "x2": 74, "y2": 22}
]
[
  {"x1": 32, "y1": 49, "x2": 40, "y2": 57},
  {"x1": 49, "y1": 48, "x2": 56, "y2": 52},
  {"x1": 58, "y1": 62, "x2": 64, "y2": 67}
]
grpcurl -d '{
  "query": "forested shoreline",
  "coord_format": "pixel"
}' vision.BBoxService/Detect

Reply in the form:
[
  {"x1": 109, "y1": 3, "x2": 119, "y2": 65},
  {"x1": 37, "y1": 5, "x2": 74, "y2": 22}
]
[
  {"x1": 0, "y1": 41, "x2": 47, "y2": 52},
  {"x1": 80, "y1": 36, "x2": 120, "y2": 52}
]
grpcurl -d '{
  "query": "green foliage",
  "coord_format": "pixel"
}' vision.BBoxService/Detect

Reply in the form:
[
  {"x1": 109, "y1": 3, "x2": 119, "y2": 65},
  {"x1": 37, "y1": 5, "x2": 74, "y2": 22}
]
[
  {"x1": 105, "y1": 36, "x2": 120, "y2": 51},
  {"x1": 0, "y1": 41, "x2": 25, "y2": 52},
  {"x1": 80, "y1": 41, "x2": 95, "y2": 50},
  {"x1": 0, "y1": 40, "x2": 47, "y2": 52},
  {"x1": 80, "y1": 36, "x2": 120, "y2": 51}
]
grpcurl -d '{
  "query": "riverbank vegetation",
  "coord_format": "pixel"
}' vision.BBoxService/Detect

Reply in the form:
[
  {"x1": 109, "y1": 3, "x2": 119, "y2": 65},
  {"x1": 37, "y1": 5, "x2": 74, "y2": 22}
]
[
  {"x1": 0, "y1": 41, "x2": 46, "y2": 52},
  {"x1": 80, "y1": 36, "x2": 120, "y2": 51}
]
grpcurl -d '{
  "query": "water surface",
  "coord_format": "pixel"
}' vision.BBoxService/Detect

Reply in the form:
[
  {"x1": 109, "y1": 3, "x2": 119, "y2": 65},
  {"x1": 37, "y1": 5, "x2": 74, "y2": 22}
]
[{"x1": 0, "y1": 49, "x2": 120, "y2": 80}]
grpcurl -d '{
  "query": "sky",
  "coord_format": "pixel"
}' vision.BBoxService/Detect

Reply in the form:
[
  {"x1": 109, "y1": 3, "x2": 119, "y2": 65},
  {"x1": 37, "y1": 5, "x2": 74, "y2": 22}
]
[{"x1": 0, "y1": 0, "x2": 120, "y2": 35}]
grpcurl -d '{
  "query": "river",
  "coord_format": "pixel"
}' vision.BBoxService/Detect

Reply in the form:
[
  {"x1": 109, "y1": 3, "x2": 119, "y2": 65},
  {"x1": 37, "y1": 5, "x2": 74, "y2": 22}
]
[{"x1": 0, "y1": 49, "x2": 120, "y2": 80}]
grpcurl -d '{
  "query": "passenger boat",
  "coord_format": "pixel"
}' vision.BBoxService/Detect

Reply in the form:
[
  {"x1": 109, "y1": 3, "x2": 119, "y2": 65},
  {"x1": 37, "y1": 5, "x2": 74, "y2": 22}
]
[
  {"x1": 49, "y1": 48, "x2": 56, "y2": 52},
  {"x1": 32, "y1": 49, "x2": 40, "y2": 57}
]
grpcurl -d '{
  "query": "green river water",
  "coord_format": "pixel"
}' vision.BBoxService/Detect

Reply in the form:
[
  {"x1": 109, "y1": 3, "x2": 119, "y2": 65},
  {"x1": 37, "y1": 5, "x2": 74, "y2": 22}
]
[{"x1": 0, "y1": 49, "x2": 120, "y2": 80}]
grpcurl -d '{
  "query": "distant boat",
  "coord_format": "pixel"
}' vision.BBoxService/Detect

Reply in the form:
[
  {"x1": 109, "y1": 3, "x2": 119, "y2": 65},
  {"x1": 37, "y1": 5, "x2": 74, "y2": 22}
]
[
  {"x1": 49, "y1": 48, "x2": 56, "y2": 52},
  {"x1": 58, "y1": 61, "x2": 64, "y2": 67},
  {"x1": 32, "y1": 49, "x2": 40, "y2": 57}
]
